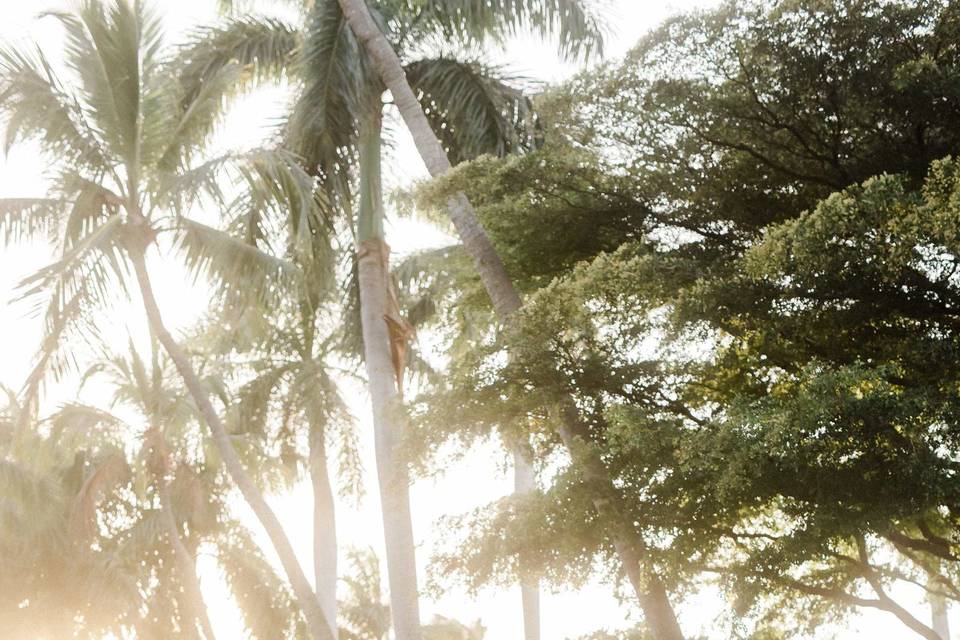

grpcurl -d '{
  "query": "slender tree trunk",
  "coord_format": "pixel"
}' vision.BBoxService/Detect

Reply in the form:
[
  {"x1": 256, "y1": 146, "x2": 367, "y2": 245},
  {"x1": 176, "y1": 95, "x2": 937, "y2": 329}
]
[
  {"x1": 159, "y1": 483, "x2": 216, "y2": 640},
  {"x1": 932, "y1": 593, "x2": 950, "y2": 640},
  {"x1": 128, "y1": 248, "x2": 333, "y2": 640},
  {"x1": 310, "y1": 423, "x2": 339, "y2": 640},
  {"x1": 512, "y1": 445, "x2": 540, "y2": 640},
  {"x1": 355, "y1": 113, "x2": 423, "y2": 640},
  {"x1": 334, "y1": 4, "x2": 685, "y2": 638},
  {"x1": 928, "y1": 566, "x2": 950, "y2": 640}
]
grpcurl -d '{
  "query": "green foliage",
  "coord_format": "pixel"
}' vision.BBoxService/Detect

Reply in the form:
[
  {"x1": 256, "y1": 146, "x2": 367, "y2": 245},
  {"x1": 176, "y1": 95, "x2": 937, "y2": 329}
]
[
  {"x1": 340, "y1": 548, "x2": 392, "y2": 640},
  {"x1": 219, "y1": 525, "x2": 306, "y2": 639},
  {"x1": 0, "y1": 0, "x2": 327, "y2": 409},
  {"x1": 407, "y1": 0, "x2": 960, "y2": 636}
]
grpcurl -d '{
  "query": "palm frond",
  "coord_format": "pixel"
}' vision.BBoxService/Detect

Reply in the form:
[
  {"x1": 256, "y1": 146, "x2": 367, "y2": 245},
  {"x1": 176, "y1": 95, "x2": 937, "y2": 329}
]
[
  {"x1": 17, "y1": 215, "x2": 127, "y2": 410},
  {"x1": 340, "y1": 547, "x2": 390, "y2": 640},
  {"x1": 69, "y1": 449, "x2": 129, "y2": 539},
  {"x1": 234, "y1": 361, "x2": 299, "y2": 436},
  {"x1": 0, "y1": 458, "x2": 64, "y2": 517},
  {"x1": 0, "y1": 198, "x2": 67, "y2": 245},
  {"x1": 177, "y1": 15, "x2": 300, "y2": 108},
  {"x1": 45, "y1": 403, "x2": 125, "y2": 457},
  {"x1": 42, "y1": 0, "x2": 165, "y2": 166},
  {"x1": 0, "y1": 45, "x2": 111, "y2": 171},
  {"x1": 287, "y1": 1, "x2": 363, "y2": 187},
  {"x1": 114, "y1": 506, "x2": 168, "y2": 558},
  {"x1": 410, "y1": 0, "x2": 606, "y2": 61},
  {"x1": 152, "y1": 60, "x2": 245, "y2": 173},
  {"x1": 217, "y1": 525, "x2": 305, "y2": 640},
  {"x1": 292, "y1": 361, "x2": 362, "y2": 498},
  {"x1": 59, "y1": 176, "x2": 124, "y2": 249},
  {"x1": 176, "y1": 216, "x2": 299, "y2": 309},
  {"x1": 405, "y1": 56, "x2": 537, "y2": 164},
  {"x1": 216, "y1": 0, "x2": 314, "y2": 16}
]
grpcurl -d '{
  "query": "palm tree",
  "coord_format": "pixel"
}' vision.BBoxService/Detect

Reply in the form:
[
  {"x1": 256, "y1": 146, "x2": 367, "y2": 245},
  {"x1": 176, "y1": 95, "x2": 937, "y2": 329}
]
[
  {"x1": 0, "y1": 2, "x2": 334, "y2": 638},
  {"x1": 340, "y1": 547, "x2": 393, "y2": 640},
  {"x1": 0, "y1": 351, "x2": 312, "y2": 639},
  {"x1": 0, "y1": 391, "x2": 143, "y2": 638},
  {"x1": 333, "y1": 2, "x2": 686, "y2": 639},
  {"x1": 197, "y1": 282, "x2": 361, "y2": 639},
  {"x1": 89, "y1": 339, "x2": 337, "y2": 640},
  {"x1": 80, "y1": 343, "x2": 217, "y2": 639},
  {"x1": 179, "y1": 3, "x2": 601, "y2": 637},
  {"x1": 0, "y1": 386, "x2": 212, "y2": 639},
  {"x1": 338, "y1": 546, "x2": 486, "y2": 640}
]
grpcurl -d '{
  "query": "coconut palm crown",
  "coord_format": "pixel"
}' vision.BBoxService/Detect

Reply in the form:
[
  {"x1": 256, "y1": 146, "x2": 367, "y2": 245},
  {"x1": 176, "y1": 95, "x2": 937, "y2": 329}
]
[{"x1": 0, "y1": 2, "x2": 338, "y2": 638}]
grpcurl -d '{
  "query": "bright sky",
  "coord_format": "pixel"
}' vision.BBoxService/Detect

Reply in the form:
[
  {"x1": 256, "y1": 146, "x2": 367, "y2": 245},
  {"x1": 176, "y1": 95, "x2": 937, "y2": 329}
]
[{"x1": 0, "y1": 1, "x2": 950, "y2": 639}]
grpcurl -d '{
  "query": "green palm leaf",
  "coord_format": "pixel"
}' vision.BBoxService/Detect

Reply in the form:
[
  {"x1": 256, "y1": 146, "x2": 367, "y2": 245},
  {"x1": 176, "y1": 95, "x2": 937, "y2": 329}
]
[
  {"x1": 177, "y1": 15, "x2": 301, "y2": 105},
  {"x1": 217, "y1": 525, "x2": 305, "y2": 639},
  {"x1": 177, "y1": 216, "x2": 299, "y2": 310},
  {"x1": 405, "y1": 56, "x2": 536, "y2": 164},
  {"x1": 42, "y1": 1, "x2": 164, "y2": 167},
  {"x1": 410, "y1": 0, "x2": 605, "y2": 60},
  {"x1": 287, "y1": 1, "x2": 364, "y2": 187},
  {"x1": 0, "y1": 198, "x2": 66, "y2": 244},
  {"x1": 0, "y1": 45, "x2": 111, "y2": 171},
  {"x1": 17, "y1": 215, "x2": 127, "y2": 408}
]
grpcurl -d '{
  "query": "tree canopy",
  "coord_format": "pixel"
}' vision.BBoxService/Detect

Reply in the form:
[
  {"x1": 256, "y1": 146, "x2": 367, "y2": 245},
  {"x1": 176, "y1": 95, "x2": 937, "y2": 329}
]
[{"x1": 3, "y1": 0, "x2": 960, "y2": 639}]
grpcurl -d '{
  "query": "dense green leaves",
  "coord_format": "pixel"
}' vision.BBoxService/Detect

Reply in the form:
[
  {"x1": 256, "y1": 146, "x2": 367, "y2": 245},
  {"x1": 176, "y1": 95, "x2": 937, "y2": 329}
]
[{"x1": 404, "y1": 1, "x2": 960, "y2": 637}]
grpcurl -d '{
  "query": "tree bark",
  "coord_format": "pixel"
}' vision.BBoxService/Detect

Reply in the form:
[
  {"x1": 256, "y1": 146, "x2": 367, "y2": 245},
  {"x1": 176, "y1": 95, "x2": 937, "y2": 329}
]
[
  {"x1": 355, "y1": 114, "x2": 423, "y2": 640},
  {"x1": 357, "y1": 238, "x2": 423, "y2": 640},
  {"x1": 931, "y1": 590, "x2": 950, "y2": 640},
  {"x1": 159, "y1": 483, "x2": 217, "y2": 640},
  {"x1": 928, "y1": 565, "x2": 950, "y2": 640},
  {"x1": 310, "y1": 423, "x2": 340, "y2": 640},
  {"x1": 335, "y1": 2, "x2": 685, "y2": 638},
  {"x1": 512, "y1": 445, "x2": 540, "y2": 640},
  {"x1": 129, "y1": 249, "x2": 333, "y2": 640}
]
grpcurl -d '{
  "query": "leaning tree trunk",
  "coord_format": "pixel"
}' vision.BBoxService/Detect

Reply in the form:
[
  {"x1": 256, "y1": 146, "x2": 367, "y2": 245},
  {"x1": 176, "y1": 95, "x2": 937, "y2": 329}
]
[
  {"x1": 512, "y1": 445, "x2": 540, "y2": 640},
  {"x1": 159, "y1": 482, "x2": 217, "y2": 640},
  {"x1": 335, "y1": 3, "x2": 684, "y2": 638},
  {"x1": 128, "y1": 247, "x2": 334, "y2": 640},
  {"x1": 310, "y1": 422, "x2": 340, "y2": 640},
  {"x1": 355, "y1": 112, "x2": 423, "y2": 640}
]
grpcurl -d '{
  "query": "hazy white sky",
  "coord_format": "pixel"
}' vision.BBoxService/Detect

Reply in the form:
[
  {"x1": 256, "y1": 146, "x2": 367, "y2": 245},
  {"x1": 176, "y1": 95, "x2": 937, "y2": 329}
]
[{"x1": 0, "y1": 1, "x2": 945, "y2": 638}]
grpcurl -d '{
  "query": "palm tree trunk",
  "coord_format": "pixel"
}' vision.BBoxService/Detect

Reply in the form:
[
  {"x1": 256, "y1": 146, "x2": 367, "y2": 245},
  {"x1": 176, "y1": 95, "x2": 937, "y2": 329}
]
[
  {"x1": 158, "y1": 483, "x2": 217, "y2": 640},
  {"x1": 310, "y1": 423, "x2": 340, "y2": 640},
  {"x1": 129, "y1": 249, "x2": 334, "y2": 640},
  {"x1": 334, "y1": 4, "x2": 685, "y2": 638},
  {"x1": 512, "y1": 445, "x2": 540, "y2": 640},
  {"x1": 356, "y1": 112, "x2": 423, "y2": 640}
]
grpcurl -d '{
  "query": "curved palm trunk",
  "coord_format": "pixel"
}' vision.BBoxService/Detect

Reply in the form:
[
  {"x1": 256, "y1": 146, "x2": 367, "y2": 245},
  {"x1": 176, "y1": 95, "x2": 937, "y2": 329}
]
[
  {"x1": 335, "y1": 3, "x2": 684, "y2": 638},
  {"x1": 129, "y1": 249, "x2": 334, "y2": 640},
  {"x1": 356, "y1": 113, "x2": 423, "y2": 640},
  {"x1": 310, "y1": 424, "x2": 340, "y2": 639},
  {"x1": 159, "y1": 483, "x2": 216, "y2": 640},
  {"x1": 512, "y1": 445, "x2": 540, "y2": 640}
]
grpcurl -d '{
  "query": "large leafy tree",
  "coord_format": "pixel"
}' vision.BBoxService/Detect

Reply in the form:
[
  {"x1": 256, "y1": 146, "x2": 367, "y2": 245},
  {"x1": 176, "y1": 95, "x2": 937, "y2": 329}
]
[
  {"x1": 178, "y1": 2, "x2": 602, "y2": 638},
  {"x1": 399, "y1": 0, "x2": 960, "y2": 638},
  {"x1": 0, "y1": 2, "x2": 336, "y2": 638}
]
